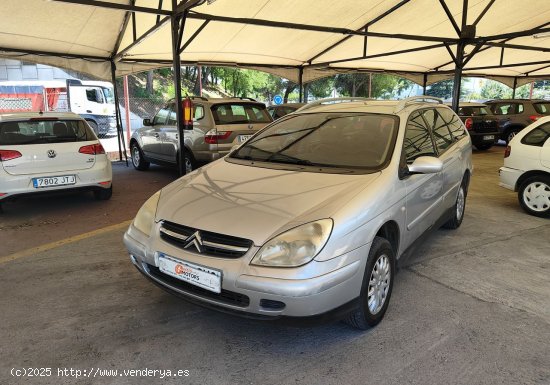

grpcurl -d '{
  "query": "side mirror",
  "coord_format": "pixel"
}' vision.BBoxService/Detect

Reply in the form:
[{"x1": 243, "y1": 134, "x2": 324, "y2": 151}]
[
  {"x1": 143, "y1": 118, "x2": 152, "y2": 126},
  {"x1": 408, "y1": 156, "x2": 443, "y2": 174}
]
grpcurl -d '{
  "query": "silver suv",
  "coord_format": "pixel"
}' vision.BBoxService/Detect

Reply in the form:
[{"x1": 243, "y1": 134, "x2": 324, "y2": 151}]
[
  {"x1": 130, "y1": 97, "x2": 272, "y2": 172},
  {"x1": 124, "y1": 97, "x2": 472, "y2": 329}
]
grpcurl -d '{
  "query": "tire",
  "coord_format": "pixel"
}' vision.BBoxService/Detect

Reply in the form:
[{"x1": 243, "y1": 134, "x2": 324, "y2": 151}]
[
  {"x1": 518, "y1": 175, "x2": 550, "y2": 218},
  {"x1": 345, "y1": 236, "x2": 395, "y2": 330},
  {"x1": 505, "y1": 129, "x2": 520, "y2": 144},
  {"x1": 131, "y1": 142, "x2": 150, "y2": 171},
  {"x1": 475, "y1": 143, "x2": 493, "y2": 151},
  {"x1": 93, "y1": 186, "x2": 112, "y2": 201},
  {"x1": 177, "y1": 149, "x2": 196, "y2": 174},
  {"x1": 443, "y1": 178, "x2": 467, "y2": 229}
]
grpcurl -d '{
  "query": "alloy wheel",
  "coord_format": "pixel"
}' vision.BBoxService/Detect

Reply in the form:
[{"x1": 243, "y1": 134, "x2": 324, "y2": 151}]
[{"x1": 368, "y1": 254, "x2": 391, "y2": 315}]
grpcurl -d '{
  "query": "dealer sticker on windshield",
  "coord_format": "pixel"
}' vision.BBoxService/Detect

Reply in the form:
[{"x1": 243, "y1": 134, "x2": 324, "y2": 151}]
[{"x1": 158, "y1": 253, "x2": 222, "y2": 293}]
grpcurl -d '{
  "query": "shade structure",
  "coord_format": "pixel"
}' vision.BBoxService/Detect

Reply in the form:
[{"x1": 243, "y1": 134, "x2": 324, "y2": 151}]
[{"x1": 0, "y1": 0, "x2": 548, "y2": 87}]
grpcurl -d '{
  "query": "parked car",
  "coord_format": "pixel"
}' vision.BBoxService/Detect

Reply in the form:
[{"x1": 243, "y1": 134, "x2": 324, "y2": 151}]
[
  {"x1": 0, "y1": 112, "x2": 112, "y2": 210},
  {"x1": 130, "y1": 97, "x2": 272, "y2": 173},
  {"x1": 499, "y1": 116, "x2": 550, "y2": 217},
  {"x1": 124, "y1": 96, "x2": 472, "y2": 329},
  {"x1": 453, "y1": 102, "x2": 499, "y2": 150},
  {"x1": 267, "y1": 103, "x2": 306, "y2": 120},
  {"x1": 485, "y1": 99, "x2": 550, "y2": 143}
]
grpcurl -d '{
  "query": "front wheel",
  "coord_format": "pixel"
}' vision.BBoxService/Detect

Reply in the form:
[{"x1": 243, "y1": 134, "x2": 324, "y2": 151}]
[
  {"x1": 505, "y1": 129, "x2": 520, "y2": 144},
  {"x1": 518, "y1": 175, "x2": 550, "y2": 218},
  {"x1": 177, "y1": 150, "x2": 196, "y2": 174},
  {"x1": 345, "y1": 237, "x2": 395, "y2": 330}
]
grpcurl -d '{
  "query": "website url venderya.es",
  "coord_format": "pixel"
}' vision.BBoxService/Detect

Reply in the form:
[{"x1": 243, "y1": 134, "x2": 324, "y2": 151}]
[{"x1": 10, "y1": 367, "x2": 190, "y2": 379}]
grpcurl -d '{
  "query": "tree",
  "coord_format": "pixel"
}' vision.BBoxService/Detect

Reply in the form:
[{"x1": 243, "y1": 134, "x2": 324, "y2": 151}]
[{"x1": 480, "y1": 81, "x2": 512, "y2": 99}]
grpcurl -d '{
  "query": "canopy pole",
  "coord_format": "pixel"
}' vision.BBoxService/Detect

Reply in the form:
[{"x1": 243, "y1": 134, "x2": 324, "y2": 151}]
[
  {"x1": 422, "y1": 74, "x2": 428, "y2": 95},
  {"x1": 298, "y1": 67, "x2": 304, "y2": 103},
  {"x1": 110, "y1": 60, "x2": 128, "y2": 165},
  {"x1": 172, "y1": 1, "x2": 186, "y2": 176},
  {"x1": 511, "y1": 77, "x2": 517, "y2": 98},
  {"x1": 451, "y1": 41, "x2": 464, "y2": 112}
]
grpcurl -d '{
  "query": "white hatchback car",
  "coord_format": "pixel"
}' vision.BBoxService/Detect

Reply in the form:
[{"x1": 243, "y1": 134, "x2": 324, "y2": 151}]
[
  {"x1": 124, "y1": 97, "x2": 473, "y2": 329},
  {"x1": 499, "y1": 116, "x2": 550, "y2": 217},
  {"x1": 0, "y1": 112, "x2": 112, "y2": 210}
]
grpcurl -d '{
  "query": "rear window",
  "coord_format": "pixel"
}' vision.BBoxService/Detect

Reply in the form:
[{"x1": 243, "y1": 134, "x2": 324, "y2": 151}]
[
  {"x1": 521, "y1": 122, "x2": 550, "y2": 146},
  {"x1": 211, "y1": 103, "x2": 271, "y2": 125},
  {"x1": 533, "y1": 102, "x2": 550, "y2": 115},
  {"x1": 458, "y1": 106, "x2": 489, "y2": 116},
  {"x1": 0, "y1": 119, "x2": 96, "y2": 145}
]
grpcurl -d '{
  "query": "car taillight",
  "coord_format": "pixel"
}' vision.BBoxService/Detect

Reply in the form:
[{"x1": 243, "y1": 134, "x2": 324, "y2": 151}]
[
  {"x1": 79, "y1": 143, "x2": 105, "y2": 155},
  {"x1": 0, "y1": 149, "x2": 22, "y2": 161},
  {"x1": 464, "y1": 118, "x2": 473, "y2": 131},
  {"x1": 504, "y1": 146, "x2": 511, "y2": 158},
  {"x1": 529, "y1": 115, "x2": 542, "y2": 122},
  {"x1": 204, "y1": 130, "x2": 232, "y2": 144}
]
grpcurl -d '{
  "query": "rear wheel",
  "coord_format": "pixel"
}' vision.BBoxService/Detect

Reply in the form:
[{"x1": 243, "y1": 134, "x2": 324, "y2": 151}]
[
  {"x1": 177, "y1": 149, "x2": 196, "y2": 174},
  {"x1": 345, "y1": 237, "x2": 394, "y2": 330},
  {"x1": 131, "y1": 142, "x2": 150, "y2": 171},
  {"x1": 518, "y1": 175, "x2": 550, "y2": 218},
  {"x1": 443, "y1": 178, "x2": 467, "y2": 229},
  {"x1": 93, "y1": 186, "x2": 112, "y2": 201}
]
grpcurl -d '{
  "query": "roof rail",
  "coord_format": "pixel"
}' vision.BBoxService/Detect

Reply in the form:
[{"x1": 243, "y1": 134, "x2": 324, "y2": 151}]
[
  {"x1": 189, "y1": 96, "x2": 209, "y2": 101},
  {"x1": 238, "y1": 97, "x2": 257, "y2": 102},
  {"x1": 297, "y1": 97, "x2": 371, "y2": 112},
  {"x1": 394, "y1": 96, "x2": 443, "y2": 112}
]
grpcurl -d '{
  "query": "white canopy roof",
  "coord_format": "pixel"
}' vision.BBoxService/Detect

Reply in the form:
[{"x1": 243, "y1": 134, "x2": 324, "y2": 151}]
[{"x1": 1, "y1": 0, "x2": 549, "y2": 87}]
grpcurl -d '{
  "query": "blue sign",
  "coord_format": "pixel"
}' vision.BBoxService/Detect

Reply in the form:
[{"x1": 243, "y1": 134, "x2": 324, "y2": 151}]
[{"x1": 273, "y1": 95, "x2": 283, "y2": 105}]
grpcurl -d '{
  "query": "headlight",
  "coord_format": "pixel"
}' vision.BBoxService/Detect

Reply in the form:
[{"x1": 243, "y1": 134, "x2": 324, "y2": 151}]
[
  {"x1": 251, "y1": 219, "x2": 333, "y2": 267},
  {"x1": 133, "y1": 191, "x2": 161, "y2": 236}
]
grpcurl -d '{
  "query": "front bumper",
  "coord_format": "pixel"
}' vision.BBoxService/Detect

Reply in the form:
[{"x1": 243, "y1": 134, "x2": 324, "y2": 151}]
[
  {"x1": 499, "y1": 166, "x2": 524, "y2": 191},
  {"x1": 123, "y1": 225, "x2": 368, "y2": 319}
]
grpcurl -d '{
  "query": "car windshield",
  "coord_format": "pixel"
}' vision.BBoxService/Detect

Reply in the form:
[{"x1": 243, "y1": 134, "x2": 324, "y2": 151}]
[
  {"x1": 101, "y1": 87, "x2": 115, "y2": 104},
  {"x1": 230, "y1": 112, "x2": 398, "y2": 173},
  {"x1": 211, "y1": 103, "x2": 272, "y2": 125},
  {"x1": 458, "y1": 106, "x2": 489, "y2": 116},
  {"x1": 0, "y1": 119, "x2": 96, "y2": 145}
]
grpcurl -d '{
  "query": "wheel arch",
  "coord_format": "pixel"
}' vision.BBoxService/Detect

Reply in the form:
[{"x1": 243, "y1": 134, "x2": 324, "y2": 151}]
[
  {"x1": 375, "y1": 221, "x2": 400, "y2": 257},
  {"x1": 515, "y1": 170, "x2": 550, "y2": 191}
]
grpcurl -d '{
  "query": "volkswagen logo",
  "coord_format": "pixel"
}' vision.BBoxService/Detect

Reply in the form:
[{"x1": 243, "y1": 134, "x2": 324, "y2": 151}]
[
  {"x1": 184, "y1": 231, "x2": 204, "y2": 253},
  {"x1": 47, "y1": 150, "x2": 57, "y2": 158}
]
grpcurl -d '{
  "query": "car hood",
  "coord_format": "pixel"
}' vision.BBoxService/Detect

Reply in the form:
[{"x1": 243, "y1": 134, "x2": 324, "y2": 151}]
[{"x1": 156, "y1": 160, "x2": 380, "y2": 245}]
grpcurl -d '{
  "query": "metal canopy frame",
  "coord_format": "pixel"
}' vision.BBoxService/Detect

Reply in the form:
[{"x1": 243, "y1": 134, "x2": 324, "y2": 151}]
[{"x1": 6, "y1": 0, "x2": 546, "y2": 173}]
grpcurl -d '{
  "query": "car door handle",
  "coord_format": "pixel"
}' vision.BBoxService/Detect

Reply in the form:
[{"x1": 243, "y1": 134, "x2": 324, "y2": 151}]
[
  {"x1": 153, "y1": 133, "x2": 160, "y2": 138},
  {"x1": 86, "y1": 110, "x2": 92, "y2": 113}
]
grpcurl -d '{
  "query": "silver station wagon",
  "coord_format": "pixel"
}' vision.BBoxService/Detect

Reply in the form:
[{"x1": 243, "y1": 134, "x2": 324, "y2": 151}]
[{"x1": 124, "y1": 97, "x2": 473, "y2": 329}]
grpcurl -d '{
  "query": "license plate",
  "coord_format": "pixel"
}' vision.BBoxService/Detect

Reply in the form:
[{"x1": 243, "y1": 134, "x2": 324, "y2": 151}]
[
  {"x1": 238, "y1": 134, "x2": 254, "y2": 143},
  {"x1": 32, "y1": 175, "x2": 76, "y2": 188},
  {"x1": 158, "y1": 253, "x2": 222, "y2": 293},
  {"x1": 482, "y1": 135, "x2": 495, "y2": 141}
]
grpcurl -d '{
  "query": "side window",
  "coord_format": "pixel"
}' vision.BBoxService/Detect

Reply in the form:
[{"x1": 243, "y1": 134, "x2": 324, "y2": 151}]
[
  {"x1": 517, "y1": 103, "x2": 524, "y2": 114},
  {"x1": 166, "y1": 108, "x2": 177, "y2": 126},
  {"x1": 439, "y1": 108, "x2": 467, "y2": 141},
  {"x1": 85, "y1": 88, "x2": 103, "y2": 103},
  {"x1": 521, "y1": 122, "x2": 550, "y2": 147},
  {"x1": 153, "y1": 107, "x2": 170, "y2": 126},
  {"x1": 423, "y1": 109, "x2": 454, "y2": 154},
  {"x1": 403, "y1": 111, "x2": 436, "y2": 163},
  {"x1": 194, "y1": 105, "x2": 204, "y2": 121}
]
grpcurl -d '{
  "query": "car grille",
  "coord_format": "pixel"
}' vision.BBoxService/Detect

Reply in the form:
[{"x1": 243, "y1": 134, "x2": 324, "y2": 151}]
[
  {"x1": 159, "y1": 221, "x2": 253, "y2": 258},
  {"x1": 145, "y1": 263, "x2": 250, "y2": 307}
]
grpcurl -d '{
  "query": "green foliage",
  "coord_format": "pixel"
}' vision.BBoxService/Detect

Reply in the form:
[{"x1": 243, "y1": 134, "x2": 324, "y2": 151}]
[
  {"x1": 333, "y1": 73, "x2": 407, "y2": 98},
  {"x1": 480, "y1": 81, "x2": 512, "y2": 99}
]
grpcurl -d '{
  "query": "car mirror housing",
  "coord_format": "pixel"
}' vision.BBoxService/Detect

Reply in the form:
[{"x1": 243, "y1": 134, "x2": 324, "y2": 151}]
[
  {"x1": 408, "y1": 156, "x2": 443, "y2": 174},
  {"x1": 143, "y1": 118, "x2": 152, "y2": 126}
]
